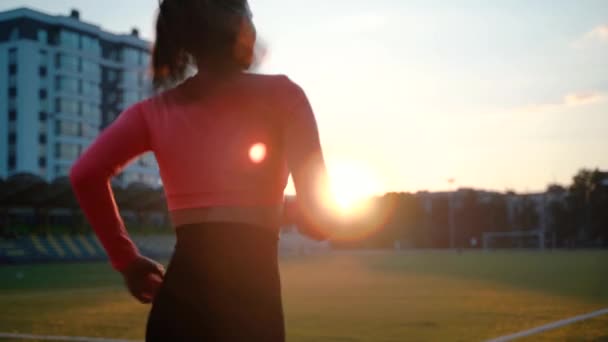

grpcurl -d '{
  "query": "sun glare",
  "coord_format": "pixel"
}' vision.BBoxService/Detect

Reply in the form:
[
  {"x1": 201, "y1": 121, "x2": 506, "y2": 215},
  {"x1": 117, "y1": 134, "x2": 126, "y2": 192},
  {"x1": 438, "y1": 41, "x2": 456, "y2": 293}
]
[{"x1": 326, "y1": 161, "x2": 382, "y2": 215}]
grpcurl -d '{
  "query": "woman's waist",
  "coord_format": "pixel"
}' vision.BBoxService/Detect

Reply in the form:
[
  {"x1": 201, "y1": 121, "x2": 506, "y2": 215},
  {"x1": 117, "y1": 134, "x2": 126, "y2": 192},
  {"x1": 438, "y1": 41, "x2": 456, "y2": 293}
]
[
  {"x1": 170, "y1": 205, "x2": 283, "y2": 230},
  {"x1": 166, "y1": 190, "x2": 285, "y2": 212}
]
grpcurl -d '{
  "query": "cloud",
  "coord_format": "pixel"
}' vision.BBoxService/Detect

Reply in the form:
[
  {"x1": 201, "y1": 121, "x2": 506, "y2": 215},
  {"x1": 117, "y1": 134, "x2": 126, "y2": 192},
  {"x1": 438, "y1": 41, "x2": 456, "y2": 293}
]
[
  {"x1": 585, "y1": 25, "x2": 608, "y2": 42},
  {"x1": 563, "y1": 92, "x2": 605, "y2": 106},
  {"x1": 514, "y1": 91, "x2": 606, "y2": 115},
  {"x1": 573, "y1": 24, "x2": 608, "y2": 48}
]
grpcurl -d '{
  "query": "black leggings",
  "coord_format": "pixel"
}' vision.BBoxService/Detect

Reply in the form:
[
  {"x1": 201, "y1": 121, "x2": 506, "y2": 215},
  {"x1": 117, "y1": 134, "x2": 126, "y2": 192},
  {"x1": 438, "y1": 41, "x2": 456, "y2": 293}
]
[{"x1": 146, "y1": 222, "x2": 285, "y2": 341}]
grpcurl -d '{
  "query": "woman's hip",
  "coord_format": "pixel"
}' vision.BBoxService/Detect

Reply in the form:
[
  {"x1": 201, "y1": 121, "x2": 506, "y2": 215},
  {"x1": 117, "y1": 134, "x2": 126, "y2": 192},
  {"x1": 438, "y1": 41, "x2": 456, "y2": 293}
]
[{"x1": 146, "y1": 222, "x2": 284, "y2": 341}]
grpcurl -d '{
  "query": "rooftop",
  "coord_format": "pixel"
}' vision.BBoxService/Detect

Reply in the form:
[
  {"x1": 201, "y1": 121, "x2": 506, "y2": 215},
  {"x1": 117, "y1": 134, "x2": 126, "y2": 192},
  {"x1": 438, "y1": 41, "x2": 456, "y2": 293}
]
[{"x1": 0, "y1": 7, "x2": 149, "y2": 49}]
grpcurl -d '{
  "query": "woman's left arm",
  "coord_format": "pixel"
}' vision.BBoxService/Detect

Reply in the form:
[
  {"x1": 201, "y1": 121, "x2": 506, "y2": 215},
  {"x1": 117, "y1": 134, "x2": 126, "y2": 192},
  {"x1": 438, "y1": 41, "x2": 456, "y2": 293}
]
[{"x1": 69, "y1": 101, "x2": 152, "y2": 272}]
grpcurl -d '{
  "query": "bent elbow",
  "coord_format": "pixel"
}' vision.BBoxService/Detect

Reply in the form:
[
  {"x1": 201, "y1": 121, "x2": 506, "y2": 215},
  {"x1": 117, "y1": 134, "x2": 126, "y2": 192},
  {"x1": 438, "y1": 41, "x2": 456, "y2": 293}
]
[
  {"x1": 69, "y1": 158, "x2": 102, "y2": 190},
  {"x1": 69, "y1": 162, "x2": 87, "y2": 189}
]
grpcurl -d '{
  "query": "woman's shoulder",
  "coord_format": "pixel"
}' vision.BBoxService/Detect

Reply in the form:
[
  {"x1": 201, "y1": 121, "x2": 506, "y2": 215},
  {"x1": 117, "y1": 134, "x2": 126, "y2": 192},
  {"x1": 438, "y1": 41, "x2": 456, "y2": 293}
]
[
  {"x1": 245, "y1": 73, "x2": 302, "y2": 91},
  {"x1": 113, "y1": 92, "x2": 170, "y2": 129},
  {"x1": 133, "y1": 88, "x2": 175, "y2": 115}
]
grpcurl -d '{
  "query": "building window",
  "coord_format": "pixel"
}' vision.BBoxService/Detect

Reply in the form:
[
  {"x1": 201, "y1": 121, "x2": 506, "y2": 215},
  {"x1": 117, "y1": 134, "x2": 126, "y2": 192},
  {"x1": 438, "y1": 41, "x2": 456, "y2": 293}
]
[
  {"x1": 104, "y1": 48, "x2": 121, "y2": 62},
  {"x1": 9, "y1": 87, "x2": 17, "y2": 97},
  {"x1": 39, "y1": 66, "x2": 48, "y2": 77},
  {"x1": 124, "y1": 48, "x2": 139, "y2": 65},
  {"x1": 39, "y1": 89, "x2": 47, "y2": 99},
  {"x1": 9, "y1": 64, "x2": 17, "y2": 75},
  {"x1": 55, "y1": 120, "x2": 80, "y2": 137},
  {"x1": 81, "y1": 122, "x2": 99, "y2": 138},
  {"x1": 56, "y1": 76, "x2": 79, "y2": 93},
  {"x1": 55, "y1": 165, "x2": 70, "y2": 177},
  {"x1": 40, "y1": 98, "x2": 49, "y2": 113},
  {"x1": 38, "y1": 144, "x2": 46, "y2": 158},
  {"x1": 39, "y1": 112, "x2": 47, "y2": 121},
  {"x1": 9, "y1": 111, "x2": 17, "y2": 121},
  {"x1": 37, "y1": 29, "x2": 48, "y2": 44},
  {"x1": 55, "y1": 143, "x2": 80, "y2": 160},
  {"x1": 82, "y1": 102, "x2": 100, "y2": 121},
  {"x1": 39, "y1": 134, "x2": 47, "y2": 144},
  {"x1": 9, "y1": 28, "x2": 19, "y2": 41},
  {"x1": 81, "y1": 35, "x2": 101, "y2": 55},
  {"x1": 8, "y1": 155, "x2": 16, "y2": 170},
  {"x1": 39, "y1": 50, "x2": 49, "y2": 65},
  {"x1": 8, "y1": 98, "x2": 17, "y2": 111},
  {"x1": 82, "y1": 59, "x2": 99, "y2": 78},
  {"x1": 59, "y1": 30, "x2": 79, "y2": 49},
  {"x1": 55, "y1": 98, "x2": 80, "y2": 116},
  {"x1": 81, "y1": 81, "x2": 101, "y2": 98},
  {"x1": 139, "y1": 51, "x2": 150, "y2": 67},
  {"x1": 55, "y1": 53, "x2": 79, "y2": 72},
  {"x1": 105, "y1": 69, "x2": 123, "y2": 84},
  {"x1": 8, "y1": 48, "x2": 17, "y2": 64},
  {"x1": 124, "y1": 70, "x2": 138, "y2": 86},
  {"x1": 38, "y1": 157, "x2": 47, "y2": 168},
  {"x1": 8, "y1": 109, "x2": 17, "y2": 173}
]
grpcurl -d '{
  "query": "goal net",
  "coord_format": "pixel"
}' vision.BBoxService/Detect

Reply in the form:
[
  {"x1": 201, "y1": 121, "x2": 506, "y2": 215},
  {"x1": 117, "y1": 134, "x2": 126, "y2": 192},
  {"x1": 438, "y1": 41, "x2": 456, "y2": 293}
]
[{"x1": 482, "y1": 230, "x2": 546, "y2": 250}]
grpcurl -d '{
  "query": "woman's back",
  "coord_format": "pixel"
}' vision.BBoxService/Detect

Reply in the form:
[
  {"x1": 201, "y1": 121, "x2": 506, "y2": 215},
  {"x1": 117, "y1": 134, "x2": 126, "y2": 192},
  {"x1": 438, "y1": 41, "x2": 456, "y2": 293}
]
[
  {"x1": 70, "y1": 70, "x2": 323, "y2": 269},
  {"x1": 147, "y1": 73, "x2": 297, "y2": 210}
]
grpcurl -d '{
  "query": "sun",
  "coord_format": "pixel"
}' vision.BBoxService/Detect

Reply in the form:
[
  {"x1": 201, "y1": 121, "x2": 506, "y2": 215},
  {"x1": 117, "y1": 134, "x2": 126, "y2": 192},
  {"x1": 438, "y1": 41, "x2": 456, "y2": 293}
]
[{"x1": 326, "y1": 161, "x2": 382, "y2": 215}]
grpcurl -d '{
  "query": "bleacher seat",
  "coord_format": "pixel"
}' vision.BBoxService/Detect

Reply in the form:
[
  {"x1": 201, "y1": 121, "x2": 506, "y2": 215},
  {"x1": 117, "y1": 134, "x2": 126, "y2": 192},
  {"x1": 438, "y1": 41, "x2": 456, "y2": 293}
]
[{"x1": 0, "y1": 228, "x2": 329, "y2": 265}]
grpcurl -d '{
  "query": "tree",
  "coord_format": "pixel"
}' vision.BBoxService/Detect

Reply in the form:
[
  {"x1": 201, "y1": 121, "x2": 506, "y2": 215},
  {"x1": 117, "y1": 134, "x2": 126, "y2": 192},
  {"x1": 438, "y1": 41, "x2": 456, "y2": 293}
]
[
  {"x1": 513, "y1": 195, "x2": 539, "y2": 231},
  {"x1": 568, "y1": 169, "x2": 608, "y2": 246},
  {"x1": 482, "y1": 194, "x2": 509, "y2": 232},
  {"x1": 429, "y1": 196, "x2": 449, "y2": 248},
  {"x1": 545, "y1": 184, "x2": 573, "y2": 246},
  {"x1": 455, "y1": 190, "x2": 483, "y2": 247}
]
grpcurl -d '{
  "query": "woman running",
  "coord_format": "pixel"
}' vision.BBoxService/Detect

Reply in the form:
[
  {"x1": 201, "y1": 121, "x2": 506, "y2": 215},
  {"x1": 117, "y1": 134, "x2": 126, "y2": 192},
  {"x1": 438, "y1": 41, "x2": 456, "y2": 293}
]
[{"x1": 70, "y1": 0, "x2": 333, "y2": 340}]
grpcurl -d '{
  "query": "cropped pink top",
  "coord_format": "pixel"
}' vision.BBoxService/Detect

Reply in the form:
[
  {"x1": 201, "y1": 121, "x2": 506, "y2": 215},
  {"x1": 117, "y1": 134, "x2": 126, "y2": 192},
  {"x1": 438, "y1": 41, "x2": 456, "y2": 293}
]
[{"x1": 69, "y1": 73, "x2": 322, "y2": 271}]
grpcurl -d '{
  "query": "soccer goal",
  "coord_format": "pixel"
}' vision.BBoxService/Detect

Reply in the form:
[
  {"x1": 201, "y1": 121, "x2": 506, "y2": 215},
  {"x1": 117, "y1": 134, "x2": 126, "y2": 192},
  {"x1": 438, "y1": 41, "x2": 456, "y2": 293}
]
[{"x1": 482, "y1": 229, "x2": 546, "y2": 250}]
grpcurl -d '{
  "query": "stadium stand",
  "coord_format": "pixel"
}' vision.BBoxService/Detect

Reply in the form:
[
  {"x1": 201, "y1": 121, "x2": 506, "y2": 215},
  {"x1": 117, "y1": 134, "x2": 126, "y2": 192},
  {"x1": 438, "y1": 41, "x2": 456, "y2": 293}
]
[
  {"x1": 0, "y1": 234, "x2": 107, "y2": 264},
  {"x1": 0, "y1": 230, "x2": 328, "y2": 265}
]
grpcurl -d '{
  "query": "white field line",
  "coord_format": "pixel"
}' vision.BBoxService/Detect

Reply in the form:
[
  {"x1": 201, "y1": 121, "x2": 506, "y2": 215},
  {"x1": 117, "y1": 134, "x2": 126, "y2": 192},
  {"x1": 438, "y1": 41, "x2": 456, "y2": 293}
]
[
  {"x1": 0, "y1": 332, "x2": 141, "y2": 342},
  {"x1": 486, "y1": 307, "x2": 608, "y2": 342},
  {"x1": 2, "y1": 307, "x2": 606, "y2": 342}
]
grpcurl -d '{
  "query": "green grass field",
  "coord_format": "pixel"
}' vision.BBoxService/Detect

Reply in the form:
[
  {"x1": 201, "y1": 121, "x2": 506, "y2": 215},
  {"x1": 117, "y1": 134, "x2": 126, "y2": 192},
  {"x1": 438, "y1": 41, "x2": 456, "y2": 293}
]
[{"x1": 1, "y1": 251, "x2": 607, "y2": 341}]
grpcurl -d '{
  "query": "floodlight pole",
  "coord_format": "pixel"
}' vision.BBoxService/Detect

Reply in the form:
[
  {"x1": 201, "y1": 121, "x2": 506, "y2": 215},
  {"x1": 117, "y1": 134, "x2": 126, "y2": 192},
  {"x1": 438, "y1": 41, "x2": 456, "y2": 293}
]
[
  {"x1": 448, "y1": 179, "x2": 456, "y2": 249},
  {"x1": 449, "y1": 194, "x2": 454, "y2": 249}
]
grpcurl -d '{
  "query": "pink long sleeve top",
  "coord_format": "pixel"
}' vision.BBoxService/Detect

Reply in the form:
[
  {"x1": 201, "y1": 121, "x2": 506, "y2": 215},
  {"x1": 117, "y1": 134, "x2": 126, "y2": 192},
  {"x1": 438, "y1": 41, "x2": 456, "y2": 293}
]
[{"x1": 69, "y1": 73, "x2": 322, "y2": 271}]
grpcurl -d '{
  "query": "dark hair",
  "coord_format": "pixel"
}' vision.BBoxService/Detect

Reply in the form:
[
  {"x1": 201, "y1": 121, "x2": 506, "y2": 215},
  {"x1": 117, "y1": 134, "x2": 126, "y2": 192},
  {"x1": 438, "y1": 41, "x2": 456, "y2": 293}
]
[{"x1": 153, "y1": 0, "x2": 253, "y2": 89}]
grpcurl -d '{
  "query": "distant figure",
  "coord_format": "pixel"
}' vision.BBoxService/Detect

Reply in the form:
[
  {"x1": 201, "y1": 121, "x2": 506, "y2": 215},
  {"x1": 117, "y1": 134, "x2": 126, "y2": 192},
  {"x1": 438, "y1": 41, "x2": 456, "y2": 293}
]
[{"x1": 70, "y1": 0, "x2": 332, "y2": 340}]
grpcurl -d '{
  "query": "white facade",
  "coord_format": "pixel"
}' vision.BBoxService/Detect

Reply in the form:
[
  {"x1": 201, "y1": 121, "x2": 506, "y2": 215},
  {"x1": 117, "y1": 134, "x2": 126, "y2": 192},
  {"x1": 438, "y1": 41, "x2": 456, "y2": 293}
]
[{"x1": 0, "y1": 7, "x2": 159, "y2": 187}]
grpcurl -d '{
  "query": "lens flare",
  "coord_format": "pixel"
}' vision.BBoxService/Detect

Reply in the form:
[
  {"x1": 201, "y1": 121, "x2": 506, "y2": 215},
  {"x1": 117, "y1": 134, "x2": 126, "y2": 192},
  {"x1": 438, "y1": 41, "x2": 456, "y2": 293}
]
[
  {"x1": 249, "y1": 143, "x2": 266, "y2": 163},
  {"x1": 325, "y1": 161, "x2": 382, "y2": 215}
]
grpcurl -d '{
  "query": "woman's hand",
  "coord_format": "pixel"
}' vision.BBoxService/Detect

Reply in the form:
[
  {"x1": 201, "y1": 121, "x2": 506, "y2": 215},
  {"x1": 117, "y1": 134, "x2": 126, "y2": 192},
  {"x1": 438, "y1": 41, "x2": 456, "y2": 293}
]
[{"x1": 120, "y1": 255, "x2": 165, "y2": 304}]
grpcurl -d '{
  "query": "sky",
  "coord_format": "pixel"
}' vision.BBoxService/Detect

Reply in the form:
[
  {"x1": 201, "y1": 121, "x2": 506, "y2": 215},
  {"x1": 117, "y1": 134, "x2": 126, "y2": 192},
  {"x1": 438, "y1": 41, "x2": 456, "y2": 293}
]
[{"x1": 2, "y1": 0, "x2": 608, "y2": 194}]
